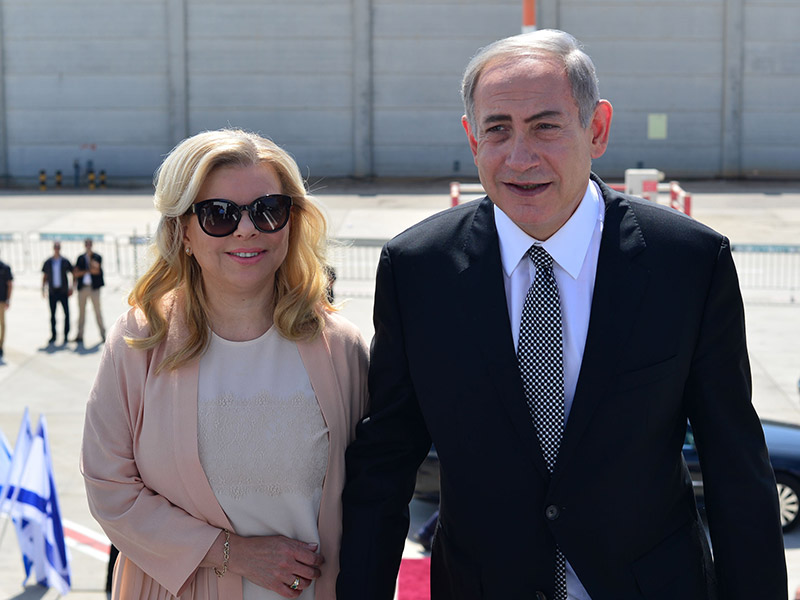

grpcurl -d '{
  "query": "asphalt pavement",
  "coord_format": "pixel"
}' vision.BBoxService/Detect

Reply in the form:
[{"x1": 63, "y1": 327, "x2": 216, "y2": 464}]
[{"x1": 0, "y1": 178, "x2": 799, "y2": 599}]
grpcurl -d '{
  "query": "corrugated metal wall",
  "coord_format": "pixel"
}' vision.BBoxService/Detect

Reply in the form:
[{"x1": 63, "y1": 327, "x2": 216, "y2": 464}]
[
  {"x1": 371, "y1": 0, "x2": 518, "y2": 177},
  {"x1": 545, "y1": 0, "x2": 800, "y2": 178},
  {"x1": 559, "y1": 0, "x2": 728, "y2": 177},
  {"x1": 184, "y1": 1, "x2": 358, "y2": 176},
  {"x1": 0, "y1": 0, "x2": 796, "y2": 182},
  {"x1": 1, "y1": 0, "x2": 172, "y2": 180},
  {"x1": 740, "y1": 0, "x2": 799, "y2": 177}
]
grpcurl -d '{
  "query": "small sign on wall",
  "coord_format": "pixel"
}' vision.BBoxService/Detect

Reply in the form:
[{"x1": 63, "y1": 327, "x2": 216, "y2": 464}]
[{"x1": 647, "y1": 114, "x2": 668, "y2": 140}]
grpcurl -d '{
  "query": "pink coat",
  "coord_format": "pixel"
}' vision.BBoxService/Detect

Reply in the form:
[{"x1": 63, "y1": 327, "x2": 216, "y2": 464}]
[{"x1": 81, "y1": 300, "x2": 369, "y2": 599}]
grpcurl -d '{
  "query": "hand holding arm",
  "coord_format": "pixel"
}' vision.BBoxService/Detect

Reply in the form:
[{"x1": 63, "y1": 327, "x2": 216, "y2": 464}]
[{"x1": 202, "y1": 531, "x2": 324, "y2": 598}]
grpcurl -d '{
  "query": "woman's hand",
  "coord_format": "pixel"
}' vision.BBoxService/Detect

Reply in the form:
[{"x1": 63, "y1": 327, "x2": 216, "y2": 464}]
[{"x1": 204, "y1": 531, "x2": 324, "y2": 598}]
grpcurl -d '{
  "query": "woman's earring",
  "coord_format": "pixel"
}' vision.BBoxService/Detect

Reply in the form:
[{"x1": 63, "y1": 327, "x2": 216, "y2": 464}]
[{"x1": 185, "y1": 247, "x2": 192, "y2": 256}]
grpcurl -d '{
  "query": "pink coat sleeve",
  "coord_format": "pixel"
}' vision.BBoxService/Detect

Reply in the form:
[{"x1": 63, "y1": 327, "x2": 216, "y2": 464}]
[{"x1": 80, "y1": 309, "x2": 227, "y2": 597}]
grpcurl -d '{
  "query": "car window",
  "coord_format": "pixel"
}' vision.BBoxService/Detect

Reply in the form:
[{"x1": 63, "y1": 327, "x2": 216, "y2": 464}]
[{"x1": 684, "y1": 428, "x2": 695, "y2": 448}]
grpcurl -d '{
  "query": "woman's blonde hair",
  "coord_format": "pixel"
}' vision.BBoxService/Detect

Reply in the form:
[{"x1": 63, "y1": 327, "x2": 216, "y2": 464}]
[{"x1": 127, "y1": 128, "x2": 333, "y2": 371}]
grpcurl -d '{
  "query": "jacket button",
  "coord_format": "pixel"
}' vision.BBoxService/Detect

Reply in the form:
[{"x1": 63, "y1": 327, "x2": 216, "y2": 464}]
[{"x1": 545, "y1": 505, "x2": 560, "y2": 520}]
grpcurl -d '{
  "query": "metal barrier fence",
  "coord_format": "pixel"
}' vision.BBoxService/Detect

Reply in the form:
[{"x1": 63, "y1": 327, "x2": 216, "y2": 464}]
[
  {"x1": 0, "y1": 232, "x2": 152, "y2": 282},
  {"x1": 328, "y1": 238, "x2": 384, "y2": 282},
  {"x1": 0, "y1": 233, "x2": 386, "y2": 297},
  {"x1": 2, "y1": 235, "x2": 797, "y2": 298},
  {"x1": 326, "y1": 238, "x2": 384, "y2": 298},
  {"x1": 731, "y1": 244, "x2": 800, "y2": 292}
]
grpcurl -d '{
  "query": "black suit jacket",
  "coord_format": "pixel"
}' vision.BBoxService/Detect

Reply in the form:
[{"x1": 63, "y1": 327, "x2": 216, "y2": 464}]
[
  {"x1": 42, "y1": 256, "x2": 73, "y2": 292},
  {"x1": 75, "y1": 252, "x2": 104, "y2": 290},
  {"x1": 338, "y1": 176, "x2": 786, "y2": 600}
]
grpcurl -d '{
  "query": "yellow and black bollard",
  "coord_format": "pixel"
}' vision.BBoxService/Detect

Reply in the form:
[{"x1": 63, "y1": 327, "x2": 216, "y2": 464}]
[
  {"x1": 99, "y1": 170, "x2": 107, "y2": 189},
  {"x1": 39, "y1": 170, "x2": 46, "y2": 191},
  {"x1": 55, "y1": 170, "x2": 63, "y2": 188},
  {"x1": 87, "y1": 169, "x2": 96, "y2": 191}
]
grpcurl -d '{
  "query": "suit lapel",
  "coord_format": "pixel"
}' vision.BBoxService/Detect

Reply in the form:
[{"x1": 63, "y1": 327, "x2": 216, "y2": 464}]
[
  {"x1": 455, "y1": 198, "x2": 551, "y2": 479},
  {"x1": 553, "y1": 180, "x2": 650, "y2": 481}
]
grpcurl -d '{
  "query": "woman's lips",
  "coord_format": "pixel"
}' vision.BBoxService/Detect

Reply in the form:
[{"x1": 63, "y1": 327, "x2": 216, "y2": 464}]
[{"x1": 225, "y1": 249, "x2": 265, "y2": 263}]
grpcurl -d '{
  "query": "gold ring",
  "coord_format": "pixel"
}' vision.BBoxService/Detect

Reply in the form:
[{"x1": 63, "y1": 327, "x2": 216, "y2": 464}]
[{"x1": 290, "y1": 577, "x2": 300, "y2": 590}]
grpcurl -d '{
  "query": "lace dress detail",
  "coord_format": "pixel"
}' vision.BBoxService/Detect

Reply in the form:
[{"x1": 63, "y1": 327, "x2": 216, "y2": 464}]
[{"x1": 197, "y1": 328, "x2": 329, "y2": 600}]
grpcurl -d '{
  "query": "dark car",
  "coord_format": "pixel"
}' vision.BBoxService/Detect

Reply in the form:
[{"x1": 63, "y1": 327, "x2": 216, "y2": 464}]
[
  {"x1": 413, "y1": 445, "x2": 440, "y2": 503},
  {"x1": 684, "y1": 420, "x2": 800, "y2": 532},
  {"x1": 415, "y1": 420, "x2": 800, "y2": 532}
]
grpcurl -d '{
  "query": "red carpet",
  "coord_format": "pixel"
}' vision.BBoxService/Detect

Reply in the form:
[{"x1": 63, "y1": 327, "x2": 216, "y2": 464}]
[{"x1": 397, "y1": 557, "x2": 431, "y2": 600}]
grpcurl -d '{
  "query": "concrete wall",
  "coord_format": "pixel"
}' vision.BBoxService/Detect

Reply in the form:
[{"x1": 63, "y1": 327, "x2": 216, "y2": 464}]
[
  {"x1": 371, "y1": 0, "x2": 518, "y2": 178},
  {"x1": 2, "y1": 0, "x2": 172, "y2": 181},
  {"x1": 740, "y1": 0, "x2": 800, "y2": 177},
  {"x1": 184, "y1": 0, "x2": 357, "y2": 177},
  {"x1": 543, "y1": 0, "x2": 800, "y2": 179},
  {"x1": 0, "y1": 0, "x2": 797, "y2": 183},
  {"x1": 558, "y1": 0, "x2": 727, "y2": 177}
]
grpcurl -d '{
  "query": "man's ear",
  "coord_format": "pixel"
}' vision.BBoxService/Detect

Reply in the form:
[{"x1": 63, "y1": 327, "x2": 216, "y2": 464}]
[
  {"x1": 589, "y1": 100, "x2": 613, "y2": 159},
  {"x1": 462, "y1": 115, "x2": 479, "y2": 160}
]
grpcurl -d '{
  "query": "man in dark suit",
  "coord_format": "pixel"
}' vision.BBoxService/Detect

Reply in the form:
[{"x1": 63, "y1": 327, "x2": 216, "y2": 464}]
[
  {"x1": 0, "y1": 255, "x2": 12, "y2": 359},
  {"x1": 73, "y1": 237, "x2": 106, "y2": 344},
  {"x1": 337, "y1": 29, "x2": 786, "y2": 600},
  {"x1": 41, "y1": 241, "x2": 73, "y2": 345}
]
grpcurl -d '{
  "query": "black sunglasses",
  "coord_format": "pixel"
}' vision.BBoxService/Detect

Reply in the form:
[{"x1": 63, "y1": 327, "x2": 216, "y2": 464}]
[{"x1": 189, "y1": 195, "x2": 293, "y2": 237}]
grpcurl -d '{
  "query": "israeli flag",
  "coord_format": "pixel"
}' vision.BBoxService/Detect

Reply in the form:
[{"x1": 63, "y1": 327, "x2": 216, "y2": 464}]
[
  {"x1": 10, "y1": 415, "x2": 71, "y2": 594},
  {"x1": 0, "y1": 407, "x2": 33, "y2": 516},
  {"x1": 0, "y1": 428, "x2": 11, "y2": 487}
]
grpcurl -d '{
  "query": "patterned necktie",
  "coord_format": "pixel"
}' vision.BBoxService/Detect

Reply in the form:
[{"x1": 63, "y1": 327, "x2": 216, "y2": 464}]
[{"x1": 517, "y1": 245, "x2": 567, "y2": 600}]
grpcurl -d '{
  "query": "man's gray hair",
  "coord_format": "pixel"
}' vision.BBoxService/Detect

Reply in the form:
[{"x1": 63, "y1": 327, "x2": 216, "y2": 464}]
[{"x1": 461, "y1": 29, "x2": 600, "y2": 132}]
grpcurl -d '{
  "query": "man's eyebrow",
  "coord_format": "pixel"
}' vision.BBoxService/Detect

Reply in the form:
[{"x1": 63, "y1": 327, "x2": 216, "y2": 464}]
[
  {"x1": 481, "y1": 110, "x2": 563, "y2": 127},
  {"x1": 525, "y1": 110, "x2": 562, "y2": 123},
  {"x1": 481, "y1": 114, "x2": 511, "y2": 127}
]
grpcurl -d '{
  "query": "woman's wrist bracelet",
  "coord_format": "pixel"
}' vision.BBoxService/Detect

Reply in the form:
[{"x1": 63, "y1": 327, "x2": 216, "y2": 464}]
[{"x1": 214, "y1": 529, "x2": 230, "y2": 577}]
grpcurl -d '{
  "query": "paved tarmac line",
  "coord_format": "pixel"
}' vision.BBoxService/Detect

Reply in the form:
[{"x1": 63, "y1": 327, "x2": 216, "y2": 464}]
[{"x1": 63, "y1": 518, "x2": 110, "y2": 562}]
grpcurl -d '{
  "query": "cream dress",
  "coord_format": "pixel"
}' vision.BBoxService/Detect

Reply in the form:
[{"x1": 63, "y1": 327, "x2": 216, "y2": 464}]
[{"x1": 197, "y1": 327, "x2": 329, "y2": 600}]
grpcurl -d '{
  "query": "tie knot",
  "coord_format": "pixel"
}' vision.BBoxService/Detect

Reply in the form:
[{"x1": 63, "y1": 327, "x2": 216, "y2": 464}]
[{"x1": 527, "y1": 245, "x2": 553, "y2": 270}]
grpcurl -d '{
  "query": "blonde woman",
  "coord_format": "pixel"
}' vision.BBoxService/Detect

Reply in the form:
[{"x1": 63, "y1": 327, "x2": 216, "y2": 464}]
[{"x1": 81, "y1": 129, "x2": 369, "y2": 600}]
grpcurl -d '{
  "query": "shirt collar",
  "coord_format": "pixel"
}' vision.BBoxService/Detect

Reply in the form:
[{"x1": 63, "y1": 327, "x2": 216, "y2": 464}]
[{"x1": 494, "y1": 180, "x2": 604, "y2": 280}]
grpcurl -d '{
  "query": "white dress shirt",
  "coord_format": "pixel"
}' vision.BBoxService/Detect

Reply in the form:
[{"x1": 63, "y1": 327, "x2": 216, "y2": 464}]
[
  {"x1": 50, "y1": 256, "x2": 64, "y2": 288},
  {"x1": 82, "y1": 253, "x2": 93, "y2": 286},
  {"x1": 494, "y1": 180, "x2": 605, "y2": 600}
]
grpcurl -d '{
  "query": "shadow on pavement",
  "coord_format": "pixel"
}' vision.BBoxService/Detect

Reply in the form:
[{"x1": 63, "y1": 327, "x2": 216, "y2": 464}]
[
  {"x1": 37, "y1": 343, "x2": 71, "y2": 355},
  {"x1": 6, "y1": 585, "x2": 47, "y2": 599},
  {"x1": 34, "y1": 342, "x2": 102, "y2": 356},
  {"x1": 73, "y1": 343, "x2": 102, "y2": 356}
]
